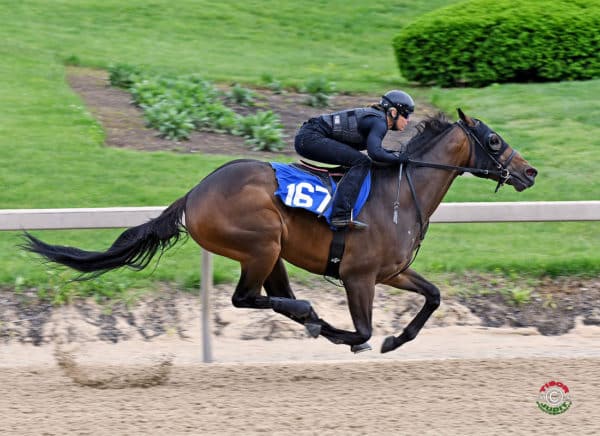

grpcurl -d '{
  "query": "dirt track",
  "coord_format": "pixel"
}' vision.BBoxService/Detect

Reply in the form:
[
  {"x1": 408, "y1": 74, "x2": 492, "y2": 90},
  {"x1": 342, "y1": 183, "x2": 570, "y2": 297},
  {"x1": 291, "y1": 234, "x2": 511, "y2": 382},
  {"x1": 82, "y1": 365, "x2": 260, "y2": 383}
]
[
  {"x1": 2, "y1": 286, "x2": 600, "y2": 434},
  {"x1": 1, "y1": 355, "x2": 598, "y2": 435},
  {"x1": 2, "y1": 320, "x2": 600, "y2": 435}
]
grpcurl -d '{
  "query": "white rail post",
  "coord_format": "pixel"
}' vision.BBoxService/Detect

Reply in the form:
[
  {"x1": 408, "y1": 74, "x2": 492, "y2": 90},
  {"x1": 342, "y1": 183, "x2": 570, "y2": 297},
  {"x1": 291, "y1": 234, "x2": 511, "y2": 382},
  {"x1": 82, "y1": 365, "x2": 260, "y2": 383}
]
[{"x1": 200, "y1": 249, "x2": 213, "y2": 363}]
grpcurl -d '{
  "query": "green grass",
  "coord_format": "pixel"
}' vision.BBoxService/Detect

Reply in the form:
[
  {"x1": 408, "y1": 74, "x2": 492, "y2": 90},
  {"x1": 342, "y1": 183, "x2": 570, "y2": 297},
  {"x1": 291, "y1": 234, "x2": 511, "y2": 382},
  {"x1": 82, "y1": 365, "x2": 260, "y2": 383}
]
[
  {"x1": 1, "y1": 0, "x2": 459, "y2": 92},
  {"x1": 427, "y1": 80, "x2": 600, "y2": 201},
  {"x1": 1, "y1": 1, "x2": 599, "y2": 302}
]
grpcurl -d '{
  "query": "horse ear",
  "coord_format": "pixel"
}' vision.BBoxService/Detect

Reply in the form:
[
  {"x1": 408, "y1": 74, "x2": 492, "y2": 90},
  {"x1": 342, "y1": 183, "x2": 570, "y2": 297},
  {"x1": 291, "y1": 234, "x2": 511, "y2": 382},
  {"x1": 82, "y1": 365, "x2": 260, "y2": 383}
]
[{"x1": 457, "y1": 108, "x2": 475, "y2": 126}]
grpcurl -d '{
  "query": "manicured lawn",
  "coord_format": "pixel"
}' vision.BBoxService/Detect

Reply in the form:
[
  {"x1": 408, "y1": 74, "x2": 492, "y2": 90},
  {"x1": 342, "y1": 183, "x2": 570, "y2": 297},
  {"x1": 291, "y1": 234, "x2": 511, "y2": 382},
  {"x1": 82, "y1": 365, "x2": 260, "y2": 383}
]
[{"x1": 1, "y1": 1, "x2": 598, "y2": 302}]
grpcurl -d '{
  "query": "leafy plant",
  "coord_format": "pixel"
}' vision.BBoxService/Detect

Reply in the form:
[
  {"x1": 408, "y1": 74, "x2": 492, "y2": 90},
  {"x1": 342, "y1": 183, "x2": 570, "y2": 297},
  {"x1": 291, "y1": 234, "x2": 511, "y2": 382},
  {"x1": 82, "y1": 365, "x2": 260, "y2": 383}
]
[
  {"x1": 503, "y1": 287, "x2": 533, "y2": 307},
  {"x1": 127, "y1": 73, "x2": 239, "y2": 138},
  {"x1": 302, "y1": 76, "x2": 336, "y2": 107},
  {"x1": 108, "y1": 63, "x2": 143, "y2": 89},
  {"x1": 144, "y1": 100, "x2": 195, "y2": 140},
  {"x1": 226, "y1": 83, "x2": 256, "y2": 106},
  {"x1": 191, "y1": 102, "x2": 239, "y2": 133},
  {"x1": 63, "y1": 54, "x2": 82, "y2": 66},
  {"x1": 235, "y1": 110, "x2": 286, "y2": 151},
  {"x1": 130, "y1": 78, "x2": 168, "y2": 107},
  {"x1": 213, "y1": 109, "x2": 240, "y2": 134},
  {"x1": 260, "y1": 73, "x2": 284, "y2": 94}
]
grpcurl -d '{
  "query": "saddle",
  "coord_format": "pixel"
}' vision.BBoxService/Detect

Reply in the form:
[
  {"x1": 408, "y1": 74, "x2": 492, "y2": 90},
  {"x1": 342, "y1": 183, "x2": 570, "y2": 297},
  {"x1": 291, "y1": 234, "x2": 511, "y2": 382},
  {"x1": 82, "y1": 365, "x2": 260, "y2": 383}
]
[
  {"x1": 271, "y1": 160, "x2": 372, "y2": 279},
  {"x1": 270, "y1": 161, "x2": 370, "y2": 222},
  {"x1": 292, "y1": 160, "x2": 348, "y2": 194}
]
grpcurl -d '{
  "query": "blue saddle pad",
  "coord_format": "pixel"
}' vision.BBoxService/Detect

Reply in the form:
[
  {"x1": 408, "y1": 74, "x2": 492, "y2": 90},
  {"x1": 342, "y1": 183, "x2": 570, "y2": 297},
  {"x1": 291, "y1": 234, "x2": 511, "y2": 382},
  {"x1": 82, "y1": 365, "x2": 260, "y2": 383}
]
[{"x1": 270, "y1": 162, "x2": 371, "y2": 226}]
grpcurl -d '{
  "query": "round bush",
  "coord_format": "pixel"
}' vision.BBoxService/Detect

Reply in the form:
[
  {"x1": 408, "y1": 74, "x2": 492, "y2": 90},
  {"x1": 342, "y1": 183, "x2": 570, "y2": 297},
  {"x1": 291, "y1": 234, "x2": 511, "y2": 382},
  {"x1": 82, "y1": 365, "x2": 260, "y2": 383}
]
[{"x1": 393, "y1": 0, "x2": 600, "y2": 87}]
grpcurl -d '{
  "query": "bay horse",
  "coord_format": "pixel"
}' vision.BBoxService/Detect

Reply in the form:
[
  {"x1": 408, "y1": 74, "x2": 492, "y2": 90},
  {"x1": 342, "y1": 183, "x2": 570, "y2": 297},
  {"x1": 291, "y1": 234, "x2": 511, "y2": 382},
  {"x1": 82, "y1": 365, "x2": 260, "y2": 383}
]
[{"x1": 23, "y1": 109, "x2": 537, "y2": 353}]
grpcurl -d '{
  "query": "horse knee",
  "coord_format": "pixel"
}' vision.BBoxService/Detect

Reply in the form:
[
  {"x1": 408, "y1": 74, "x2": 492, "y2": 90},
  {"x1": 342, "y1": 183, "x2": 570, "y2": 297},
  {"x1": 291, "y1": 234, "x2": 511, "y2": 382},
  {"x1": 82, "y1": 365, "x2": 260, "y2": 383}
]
[
  {"x1": 426, "y1": 287, "x2": 441, "y2": 310},
  {"x1": 356, "y1": 329, "x2": 372, "y2": 344}
]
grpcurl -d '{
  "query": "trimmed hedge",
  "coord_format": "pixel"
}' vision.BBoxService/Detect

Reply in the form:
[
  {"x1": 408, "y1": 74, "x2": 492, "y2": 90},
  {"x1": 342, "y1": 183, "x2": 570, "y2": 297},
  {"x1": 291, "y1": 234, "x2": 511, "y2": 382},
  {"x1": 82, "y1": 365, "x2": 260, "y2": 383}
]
[{"x1": 393, "y1": 0, "x2": 600, "y2": 87}]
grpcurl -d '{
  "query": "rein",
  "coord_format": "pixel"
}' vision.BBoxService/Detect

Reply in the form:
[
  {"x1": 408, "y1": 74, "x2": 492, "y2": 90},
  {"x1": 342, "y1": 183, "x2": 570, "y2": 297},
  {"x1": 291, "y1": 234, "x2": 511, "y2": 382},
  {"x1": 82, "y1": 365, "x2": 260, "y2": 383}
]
[{"x1": 389, "y1": 120, "x2": 515, "y2": 278}]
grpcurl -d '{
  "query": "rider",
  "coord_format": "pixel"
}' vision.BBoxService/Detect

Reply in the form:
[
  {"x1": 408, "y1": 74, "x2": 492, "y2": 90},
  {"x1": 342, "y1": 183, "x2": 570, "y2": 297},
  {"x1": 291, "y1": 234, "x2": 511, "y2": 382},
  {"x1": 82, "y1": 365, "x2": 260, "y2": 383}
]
[{"x1": 294, "y1": 90, "x2": 415, "y2": 230}]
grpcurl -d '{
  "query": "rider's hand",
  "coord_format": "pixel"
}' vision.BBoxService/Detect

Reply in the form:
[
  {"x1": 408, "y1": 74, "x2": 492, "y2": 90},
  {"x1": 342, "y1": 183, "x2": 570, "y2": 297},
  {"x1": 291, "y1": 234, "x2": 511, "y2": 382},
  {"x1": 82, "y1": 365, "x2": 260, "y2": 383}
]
[{"x1": 393, "y1": 151, "x2": 409, "y2": 164}]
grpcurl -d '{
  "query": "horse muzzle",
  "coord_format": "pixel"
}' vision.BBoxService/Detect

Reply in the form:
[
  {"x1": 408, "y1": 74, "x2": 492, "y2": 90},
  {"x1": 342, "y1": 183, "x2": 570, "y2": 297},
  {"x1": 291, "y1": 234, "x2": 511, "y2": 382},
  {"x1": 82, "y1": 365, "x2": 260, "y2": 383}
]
[{"x1": 508, "y1": 165, "x2": 538, "y2": 191}]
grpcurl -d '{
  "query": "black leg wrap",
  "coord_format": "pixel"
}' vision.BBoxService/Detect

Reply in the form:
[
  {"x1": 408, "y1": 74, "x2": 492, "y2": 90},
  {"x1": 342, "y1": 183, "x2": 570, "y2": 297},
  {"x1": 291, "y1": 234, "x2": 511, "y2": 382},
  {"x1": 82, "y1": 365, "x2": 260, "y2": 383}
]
[{"x1": 271, "y1": 297, "x2": 312, "y2": 319}]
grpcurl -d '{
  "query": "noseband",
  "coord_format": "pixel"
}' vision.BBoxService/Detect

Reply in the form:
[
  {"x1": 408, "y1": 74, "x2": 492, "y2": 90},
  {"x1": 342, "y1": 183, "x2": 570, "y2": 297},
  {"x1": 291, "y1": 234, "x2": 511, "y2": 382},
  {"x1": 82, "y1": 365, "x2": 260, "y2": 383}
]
[
  {"x1": 456, "y1": 120, "x2": 515, "y2": 192},
  {"x1": 407, "y1": 120, "x2": 515, "y2": 191}
]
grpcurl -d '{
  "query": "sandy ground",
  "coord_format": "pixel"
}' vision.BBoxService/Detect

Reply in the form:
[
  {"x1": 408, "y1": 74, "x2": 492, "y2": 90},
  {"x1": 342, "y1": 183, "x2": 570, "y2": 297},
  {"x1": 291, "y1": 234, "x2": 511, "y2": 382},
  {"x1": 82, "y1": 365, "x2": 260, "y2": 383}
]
[{"x1": 2, "y1": 296, "x2": 600, "y2": 435}]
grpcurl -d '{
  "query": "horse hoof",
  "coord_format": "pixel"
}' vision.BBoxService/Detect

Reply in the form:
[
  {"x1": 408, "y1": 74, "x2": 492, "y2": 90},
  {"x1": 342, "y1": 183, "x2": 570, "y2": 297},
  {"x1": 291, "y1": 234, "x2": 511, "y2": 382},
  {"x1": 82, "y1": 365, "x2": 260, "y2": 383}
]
[
  {"x1": 305, "y1": 323, "x2": 321, "y2": 338},
  {"x1": 350, "y1": 342, "x2": 372, "y2": 354},
  {"x1": 381, "y1": 336, "x2": 397, "y2": 354}
]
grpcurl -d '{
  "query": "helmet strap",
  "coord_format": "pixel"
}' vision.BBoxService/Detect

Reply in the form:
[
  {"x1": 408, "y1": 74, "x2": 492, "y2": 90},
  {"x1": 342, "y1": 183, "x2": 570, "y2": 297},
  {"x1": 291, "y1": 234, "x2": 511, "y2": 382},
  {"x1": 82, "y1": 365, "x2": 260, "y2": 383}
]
[{"x1": 389, "y1": 109, "x2": 401, "y2": 130}]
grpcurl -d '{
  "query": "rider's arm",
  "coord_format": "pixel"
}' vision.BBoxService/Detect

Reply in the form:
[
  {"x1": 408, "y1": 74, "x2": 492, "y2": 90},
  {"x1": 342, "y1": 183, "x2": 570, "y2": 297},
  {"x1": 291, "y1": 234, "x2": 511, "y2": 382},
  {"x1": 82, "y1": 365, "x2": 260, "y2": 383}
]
[{"x1": 362, "y1": 117, "x2": 398, "y2": 163}]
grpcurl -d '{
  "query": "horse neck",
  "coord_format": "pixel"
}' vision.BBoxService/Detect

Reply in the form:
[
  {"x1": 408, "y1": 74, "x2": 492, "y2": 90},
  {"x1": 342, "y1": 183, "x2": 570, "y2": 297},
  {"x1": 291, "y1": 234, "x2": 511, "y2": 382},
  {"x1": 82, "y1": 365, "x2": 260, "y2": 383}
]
[
  {"x1": 374, "y1": 125, "x2": 470, "y2": 222},
  {"x1": 409, "y1": 125, "x2": 470, "y2": 218}
]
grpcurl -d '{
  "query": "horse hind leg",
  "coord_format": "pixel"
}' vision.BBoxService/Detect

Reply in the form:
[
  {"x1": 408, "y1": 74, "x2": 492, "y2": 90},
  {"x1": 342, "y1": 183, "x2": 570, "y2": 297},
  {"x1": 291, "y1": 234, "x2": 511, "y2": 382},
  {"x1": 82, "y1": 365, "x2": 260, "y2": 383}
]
[
  {"x1": 262, "y1": 258, "x2": 322, "y2": 338},
  {"x1": 231, "y1": 253, "x2": 319, "y2": 332},
  {"x1": 235, "y1": 252, "x2": 374, "y2": 351},
  {"x1": 263, "y1": 259, "x2": 377, "y2": 351}
]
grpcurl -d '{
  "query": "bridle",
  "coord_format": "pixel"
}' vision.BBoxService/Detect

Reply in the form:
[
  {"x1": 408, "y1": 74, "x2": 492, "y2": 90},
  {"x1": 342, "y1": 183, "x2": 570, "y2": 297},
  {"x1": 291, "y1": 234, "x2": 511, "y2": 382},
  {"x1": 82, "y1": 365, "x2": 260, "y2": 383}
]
[
  {"x1": 390, "y1": 119, "x2": 517, "y2": 278},
  {"x1": 408, "y1": 120, "x2": 516, "y2": 192}
]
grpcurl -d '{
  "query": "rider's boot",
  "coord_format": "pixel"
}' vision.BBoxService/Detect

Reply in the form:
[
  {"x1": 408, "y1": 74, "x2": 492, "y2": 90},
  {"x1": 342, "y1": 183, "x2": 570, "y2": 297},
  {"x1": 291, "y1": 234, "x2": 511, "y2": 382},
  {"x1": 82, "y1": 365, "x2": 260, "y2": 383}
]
[{"x1": 330, "y1": 211, "x2": 368, "y2": 230}]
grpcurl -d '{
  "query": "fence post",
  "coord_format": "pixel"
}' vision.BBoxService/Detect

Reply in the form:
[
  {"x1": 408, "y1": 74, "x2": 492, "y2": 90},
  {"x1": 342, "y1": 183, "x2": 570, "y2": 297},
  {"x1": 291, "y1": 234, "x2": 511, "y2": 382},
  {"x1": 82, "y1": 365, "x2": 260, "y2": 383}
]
[{"x1": 200, "y1": 249, "x2": 213, "y2": 363}]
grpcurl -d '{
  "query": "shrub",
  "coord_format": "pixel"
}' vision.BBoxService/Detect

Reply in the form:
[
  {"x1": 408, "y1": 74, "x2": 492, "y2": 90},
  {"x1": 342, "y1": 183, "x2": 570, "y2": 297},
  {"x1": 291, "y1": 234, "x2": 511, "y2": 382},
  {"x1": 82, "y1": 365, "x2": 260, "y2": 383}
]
[
  {"x1": 393, "y1": 0, "x2": 600, "y2": 87},
  {"x1": 302, "y1": 76, "x2": 336, "y2": 107}
]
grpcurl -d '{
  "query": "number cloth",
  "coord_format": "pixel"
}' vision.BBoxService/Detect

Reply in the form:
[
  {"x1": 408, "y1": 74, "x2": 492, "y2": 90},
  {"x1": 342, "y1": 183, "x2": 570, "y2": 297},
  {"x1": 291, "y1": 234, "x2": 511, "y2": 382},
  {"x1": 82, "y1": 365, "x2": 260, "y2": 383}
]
[{"x1": 270, "y1": 162, "x2": 371, "y2": 227}]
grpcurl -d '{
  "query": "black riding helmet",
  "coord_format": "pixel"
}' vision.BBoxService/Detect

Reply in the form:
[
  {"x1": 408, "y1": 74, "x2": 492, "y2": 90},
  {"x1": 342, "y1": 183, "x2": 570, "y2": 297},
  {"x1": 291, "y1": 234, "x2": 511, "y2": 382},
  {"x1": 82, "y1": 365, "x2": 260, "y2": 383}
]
[{"x1": 380, "y1": 90, "x2": 415, "y2": 130}]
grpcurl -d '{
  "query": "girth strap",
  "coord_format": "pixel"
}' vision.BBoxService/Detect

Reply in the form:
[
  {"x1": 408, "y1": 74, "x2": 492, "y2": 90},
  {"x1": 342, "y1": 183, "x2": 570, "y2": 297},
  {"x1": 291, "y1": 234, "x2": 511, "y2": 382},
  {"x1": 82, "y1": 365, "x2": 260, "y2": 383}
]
[{"x1": 324, "y1": 230, "x2": 346, "y2": 279}]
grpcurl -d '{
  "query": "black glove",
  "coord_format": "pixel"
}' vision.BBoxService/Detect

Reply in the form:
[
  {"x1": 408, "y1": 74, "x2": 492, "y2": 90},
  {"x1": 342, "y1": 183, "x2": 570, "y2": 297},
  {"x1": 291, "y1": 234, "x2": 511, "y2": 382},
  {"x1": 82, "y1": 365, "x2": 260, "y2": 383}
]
[{"x1": 394, "y1": 151, "x2": 410, "y2": 164}]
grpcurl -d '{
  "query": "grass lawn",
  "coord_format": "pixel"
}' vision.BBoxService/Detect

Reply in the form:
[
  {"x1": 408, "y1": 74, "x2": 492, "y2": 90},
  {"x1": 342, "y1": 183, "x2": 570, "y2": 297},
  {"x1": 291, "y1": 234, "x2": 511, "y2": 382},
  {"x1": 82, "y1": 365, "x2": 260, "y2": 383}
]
[{"x1": 1, "y1": 1, "x2": 598, "y2": 302}]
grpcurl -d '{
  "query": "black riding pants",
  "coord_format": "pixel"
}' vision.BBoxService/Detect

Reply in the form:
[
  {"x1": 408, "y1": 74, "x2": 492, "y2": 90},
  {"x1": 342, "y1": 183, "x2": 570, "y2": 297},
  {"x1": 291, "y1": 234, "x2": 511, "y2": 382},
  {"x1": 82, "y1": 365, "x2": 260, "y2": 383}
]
[{"x1": 294, "y1": 121, "x2": 370, "y2": 220}]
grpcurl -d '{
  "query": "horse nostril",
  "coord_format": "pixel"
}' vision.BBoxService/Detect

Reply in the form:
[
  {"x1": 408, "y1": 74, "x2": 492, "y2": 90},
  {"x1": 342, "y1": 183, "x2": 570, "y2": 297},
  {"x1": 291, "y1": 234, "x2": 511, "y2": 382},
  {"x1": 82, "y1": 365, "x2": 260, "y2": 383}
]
[{"x1": 525, "y1": 167, "x2": 538, "y2": 178}]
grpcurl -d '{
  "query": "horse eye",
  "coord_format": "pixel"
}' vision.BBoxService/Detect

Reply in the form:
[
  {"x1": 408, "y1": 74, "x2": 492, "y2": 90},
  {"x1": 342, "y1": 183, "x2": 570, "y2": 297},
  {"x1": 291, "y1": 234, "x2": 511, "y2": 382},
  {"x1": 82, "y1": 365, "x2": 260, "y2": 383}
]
[{"x1": 488, "y1": 134, "x2": 501, "y2": 151}]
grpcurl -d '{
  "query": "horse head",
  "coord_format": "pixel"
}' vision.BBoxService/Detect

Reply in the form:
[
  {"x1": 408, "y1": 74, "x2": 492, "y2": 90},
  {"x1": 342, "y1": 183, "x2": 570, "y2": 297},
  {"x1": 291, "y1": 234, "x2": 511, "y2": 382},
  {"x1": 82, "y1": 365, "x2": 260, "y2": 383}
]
[{"x1": 457, "y1": 108, "x2": 537, "y2": 192}]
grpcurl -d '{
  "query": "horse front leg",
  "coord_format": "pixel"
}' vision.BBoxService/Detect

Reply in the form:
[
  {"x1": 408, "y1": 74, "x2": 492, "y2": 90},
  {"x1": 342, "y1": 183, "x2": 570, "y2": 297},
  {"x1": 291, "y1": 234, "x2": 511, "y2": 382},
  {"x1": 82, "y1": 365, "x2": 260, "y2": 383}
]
[{"x1": 380, "y1": 268, "x2": 441, "y2": 353}]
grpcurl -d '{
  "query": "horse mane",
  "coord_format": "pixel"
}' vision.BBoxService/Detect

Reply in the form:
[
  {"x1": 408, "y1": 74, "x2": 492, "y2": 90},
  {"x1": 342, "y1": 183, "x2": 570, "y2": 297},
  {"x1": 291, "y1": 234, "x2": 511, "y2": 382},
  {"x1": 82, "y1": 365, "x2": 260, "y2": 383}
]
[{"x1": 404, "y1": 112, "x2": 454, "y2": 158}]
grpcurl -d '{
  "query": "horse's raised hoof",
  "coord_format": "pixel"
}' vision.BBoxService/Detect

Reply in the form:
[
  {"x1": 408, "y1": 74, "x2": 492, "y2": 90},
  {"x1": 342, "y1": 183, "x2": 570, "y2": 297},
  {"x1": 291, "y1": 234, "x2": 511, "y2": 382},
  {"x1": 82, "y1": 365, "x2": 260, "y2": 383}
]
[
  {"x1": 381, "y1": 336, "x2": 397, "y2": 354},
  {"x1": 305, "y1": 323, "x2": 321, "y2": 338},
  {"x1": 350, "y1": 342, "x2": 372, "y2": 354}
]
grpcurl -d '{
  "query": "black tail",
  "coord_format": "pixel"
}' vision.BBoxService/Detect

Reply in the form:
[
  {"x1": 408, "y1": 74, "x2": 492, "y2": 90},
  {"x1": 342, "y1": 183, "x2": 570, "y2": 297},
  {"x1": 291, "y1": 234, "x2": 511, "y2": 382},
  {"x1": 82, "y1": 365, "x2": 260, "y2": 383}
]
[{"x1": 22, "y1": 196, "x2": 188, "y2": 277}]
